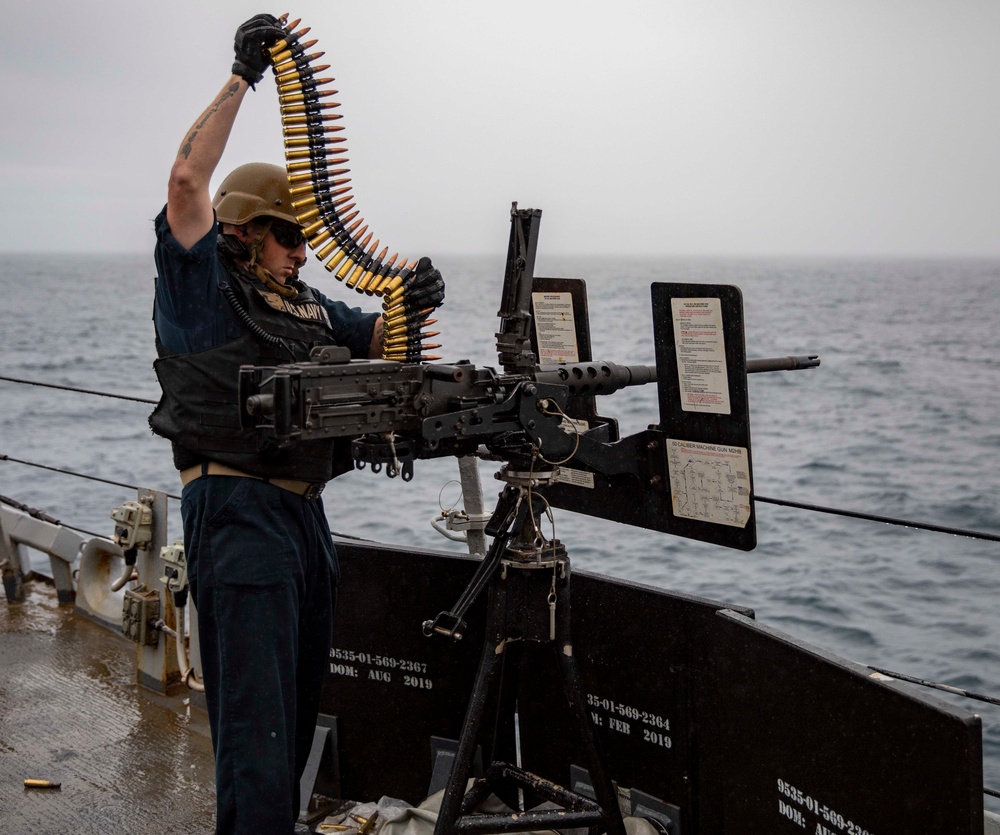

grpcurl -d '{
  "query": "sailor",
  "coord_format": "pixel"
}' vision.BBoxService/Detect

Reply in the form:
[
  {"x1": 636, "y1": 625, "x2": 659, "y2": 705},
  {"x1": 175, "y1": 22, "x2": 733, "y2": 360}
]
[{"x1": 148, "y1": 14, "x2": 444, "y2": 834}]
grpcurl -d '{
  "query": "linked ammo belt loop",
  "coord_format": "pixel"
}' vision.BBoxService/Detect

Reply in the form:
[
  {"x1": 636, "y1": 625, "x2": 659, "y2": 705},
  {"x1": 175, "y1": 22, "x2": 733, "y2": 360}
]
[{"x1": 179, "y1": 462, "x2": 325, "y2": 501}]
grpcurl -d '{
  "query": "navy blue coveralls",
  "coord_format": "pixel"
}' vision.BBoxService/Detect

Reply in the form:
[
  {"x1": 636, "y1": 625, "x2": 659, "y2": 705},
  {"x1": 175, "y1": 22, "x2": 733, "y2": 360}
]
[{"x1": 151, "y1": 208, "x2": 378, "y2": 834}]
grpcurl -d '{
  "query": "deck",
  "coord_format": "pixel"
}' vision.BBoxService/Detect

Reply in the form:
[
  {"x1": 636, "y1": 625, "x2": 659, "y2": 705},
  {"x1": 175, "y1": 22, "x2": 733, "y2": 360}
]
[{"x1": 0, "y1": 580, "x2": 218, "y2": 834}]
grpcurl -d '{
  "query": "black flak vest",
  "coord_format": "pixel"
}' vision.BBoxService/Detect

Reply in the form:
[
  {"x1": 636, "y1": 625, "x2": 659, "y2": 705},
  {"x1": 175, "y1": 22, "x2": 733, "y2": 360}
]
[{"x1": 149, "y1": 258, "x2": 351, "y2": 483}]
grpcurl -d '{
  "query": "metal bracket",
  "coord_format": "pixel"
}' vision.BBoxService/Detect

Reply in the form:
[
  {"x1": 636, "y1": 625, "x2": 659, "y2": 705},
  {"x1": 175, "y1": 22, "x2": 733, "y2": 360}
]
[{"x1": 122, "y1": 584, "x2": 160, "y2": 646}]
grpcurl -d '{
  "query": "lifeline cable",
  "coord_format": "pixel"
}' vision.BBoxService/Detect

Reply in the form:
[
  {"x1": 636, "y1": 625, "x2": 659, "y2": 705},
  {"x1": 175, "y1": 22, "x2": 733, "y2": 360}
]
[
  {"x1": 755, "y1": 493, "x2": 1000, "y2": 543},
  {"x1": 868, "y1": 665, "x2": 1000, "y2": 708},
  {"x1": 0, "y1": 374, "x2": 157, "y2": 405},
  {"x1": 268, "y1": 15, "x2": 443, "y2": 362},
  {"x1": 0, "y1": 453, "x2": 181, "y2": 502}
]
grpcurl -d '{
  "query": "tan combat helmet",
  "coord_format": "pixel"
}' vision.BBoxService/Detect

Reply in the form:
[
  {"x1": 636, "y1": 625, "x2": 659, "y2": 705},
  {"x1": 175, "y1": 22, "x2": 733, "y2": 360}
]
[{"x1": 212, "y1": 162, "x2": 299, "y2": 226}]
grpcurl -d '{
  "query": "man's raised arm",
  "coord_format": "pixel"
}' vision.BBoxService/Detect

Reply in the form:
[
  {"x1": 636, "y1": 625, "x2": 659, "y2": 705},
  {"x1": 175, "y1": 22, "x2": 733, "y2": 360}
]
[{"x1": 165, "y1": 14, "x2": 286, "y2": 249}]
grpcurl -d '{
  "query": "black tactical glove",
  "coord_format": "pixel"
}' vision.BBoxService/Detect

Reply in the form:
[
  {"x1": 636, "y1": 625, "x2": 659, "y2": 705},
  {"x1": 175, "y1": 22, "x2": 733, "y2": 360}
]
[
  {"x1": 404, "y1": 257, "x2": 446, "y2": 309},
  {"x1": 232, "y1": 14, "x2": 285, "y2": 89}
]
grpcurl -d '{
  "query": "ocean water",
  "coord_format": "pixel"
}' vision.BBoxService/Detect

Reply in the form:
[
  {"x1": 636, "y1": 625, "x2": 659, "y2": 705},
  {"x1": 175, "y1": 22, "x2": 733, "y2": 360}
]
[{"x1": 2, "y1": 251, "x2": 999, "y2": 805}]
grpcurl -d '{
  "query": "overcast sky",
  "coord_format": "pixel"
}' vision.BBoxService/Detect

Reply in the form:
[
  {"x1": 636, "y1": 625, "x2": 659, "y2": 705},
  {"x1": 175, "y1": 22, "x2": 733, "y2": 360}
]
[{"x1": 1, "y1": 1, "x2": 997, "y2": 257}]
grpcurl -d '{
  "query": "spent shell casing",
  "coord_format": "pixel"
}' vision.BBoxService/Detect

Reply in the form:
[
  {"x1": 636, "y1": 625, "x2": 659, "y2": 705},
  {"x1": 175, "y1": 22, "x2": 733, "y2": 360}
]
[
  {"x1": 358, "y1": 812, "x2": 380, "y2": 835},
  {"x1": 24, "y1": 779, "x2": 61, "y2": 789}
]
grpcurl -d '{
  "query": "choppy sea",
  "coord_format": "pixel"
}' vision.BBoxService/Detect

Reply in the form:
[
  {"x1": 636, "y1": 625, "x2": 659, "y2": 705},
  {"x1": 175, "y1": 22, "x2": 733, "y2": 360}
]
[{"x1": 2, "y1": 252, "x2": 999, "y2": 806}]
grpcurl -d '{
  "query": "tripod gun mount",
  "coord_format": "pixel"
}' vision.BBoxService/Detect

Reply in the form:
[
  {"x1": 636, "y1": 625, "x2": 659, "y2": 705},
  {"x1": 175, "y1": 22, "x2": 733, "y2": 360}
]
[{"x1": 238, "y1": 203, "x2": 819, "y2": 833}]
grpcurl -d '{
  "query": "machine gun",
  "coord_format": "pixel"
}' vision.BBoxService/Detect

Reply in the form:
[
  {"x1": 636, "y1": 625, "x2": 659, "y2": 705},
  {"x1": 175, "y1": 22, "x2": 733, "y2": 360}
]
[
  {"x1": 239, "y1": 203, "x2": 818, "y2": 835},
  {"x1": 240, "y1": 350, "x2": 656, "y2": 476},
  {"x1": 239, "y1": 203, "x2": 817, "y2": 550}
]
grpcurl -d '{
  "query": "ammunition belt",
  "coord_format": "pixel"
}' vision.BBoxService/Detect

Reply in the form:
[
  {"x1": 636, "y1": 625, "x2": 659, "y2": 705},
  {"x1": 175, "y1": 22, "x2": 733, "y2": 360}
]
[{"x1": 269, "y1": 15, "x2": 442, "y2": 363}]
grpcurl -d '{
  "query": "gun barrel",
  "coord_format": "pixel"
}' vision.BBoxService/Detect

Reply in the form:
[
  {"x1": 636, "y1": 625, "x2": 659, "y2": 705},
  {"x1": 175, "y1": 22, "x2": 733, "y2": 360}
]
[
  {"x1": 746, "y1": 354, "x2": 820, "y2": 373},
  {"x1": 533, "y1": 353, "x2": 820, "y2": 397},
  {"x1": 534, "y1": 361, "x2": 656, "y2": 397}
]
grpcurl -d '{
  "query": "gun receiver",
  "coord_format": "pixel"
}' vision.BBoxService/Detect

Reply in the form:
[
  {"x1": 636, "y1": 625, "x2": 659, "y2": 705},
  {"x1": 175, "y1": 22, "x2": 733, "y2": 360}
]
[{"x1": 239, "y1": 353, "x2": 658, "y2": 478}]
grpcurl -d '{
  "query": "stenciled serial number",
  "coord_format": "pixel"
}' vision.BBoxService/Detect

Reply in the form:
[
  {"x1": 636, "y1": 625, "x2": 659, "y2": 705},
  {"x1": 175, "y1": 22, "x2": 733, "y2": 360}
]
[
  {"x1": 586, "y1": 693, "x2": 671, "y2": 730},
  {"x1": 329, "y1": 647, "x2": 429, "y2": 674},
  {"x1": 777, "y1": 779, "x2": 875, "y2": 835}
]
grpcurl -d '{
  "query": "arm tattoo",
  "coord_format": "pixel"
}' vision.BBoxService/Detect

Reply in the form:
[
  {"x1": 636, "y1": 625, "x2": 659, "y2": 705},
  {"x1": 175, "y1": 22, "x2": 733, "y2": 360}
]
[{"x1": 179, "y1": 81, "x2": 242, "y2": 160}]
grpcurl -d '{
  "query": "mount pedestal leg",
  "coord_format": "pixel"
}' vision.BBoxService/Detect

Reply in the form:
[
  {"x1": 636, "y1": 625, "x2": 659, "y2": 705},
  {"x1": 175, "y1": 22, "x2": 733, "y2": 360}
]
[{"x1": 433, "y1": 556, "x2": 626, "y2": 835}]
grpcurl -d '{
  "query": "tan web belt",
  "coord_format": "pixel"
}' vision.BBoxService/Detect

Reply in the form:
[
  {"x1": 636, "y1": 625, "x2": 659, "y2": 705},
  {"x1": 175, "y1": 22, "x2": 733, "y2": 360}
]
[{"x1": 180, "y1": 462, "x2": 325, "y2": 501}]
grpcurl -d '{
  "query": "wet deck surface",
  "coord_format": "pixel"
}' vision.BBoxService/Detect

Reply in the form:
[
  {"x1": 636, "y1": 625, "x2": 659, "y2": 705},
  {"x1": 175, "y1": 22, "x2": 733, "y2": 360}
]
[{"x1": 0, "y1": 580, "x2": 218, "y2": 834}]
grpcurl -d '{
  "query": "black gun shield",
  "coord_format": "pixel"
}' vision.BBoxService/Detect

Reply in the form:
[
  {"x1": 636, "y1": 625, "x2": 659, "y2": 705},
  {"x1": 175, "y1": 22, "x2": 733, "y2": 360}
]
[
  {"x1": 514, "y1": 569, "x2": 982, "y2": 834},
  {"x1": 537, "y1": 281, "x2": 755, "y2": 550},
  {"x1": 319, "y1": 539, "x2": 488, "y2": 804},
  {"x1": 320, "y1": 544, "x2": 982, "y2": 833},
  {"x1": 651, "y1": 282, "x2": 755, "y2": 550}
]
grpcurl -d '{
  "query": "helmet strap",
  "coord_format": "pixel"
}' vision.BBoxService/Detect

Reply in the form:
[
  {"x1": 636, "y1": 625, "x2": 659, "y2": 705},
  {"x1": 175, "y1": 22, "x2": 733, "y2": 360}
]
[{"x1": 246, "y1": 219, "x2": 297, "y2": 298}]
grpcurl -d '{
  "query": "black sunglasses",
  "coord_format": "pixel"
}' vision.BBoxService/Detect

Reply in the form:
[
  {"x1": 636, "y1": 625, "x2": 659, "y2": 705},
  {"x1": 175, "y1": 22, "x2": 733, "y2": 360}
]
[{"x1": 269, "y1": 223, "x2": 306, "y2": 249}]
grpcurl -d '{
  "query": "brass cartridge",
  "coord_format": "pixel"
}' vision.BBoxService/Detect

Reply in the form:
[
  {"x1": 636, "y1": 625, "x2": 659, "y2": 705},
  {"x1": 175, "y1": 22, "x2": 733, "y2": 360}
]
[
  {"x1": 273, "y1": 51, "x2": 324, "y2": 75},
  {"x1": 324, "y1": 249, "x2": 350, "y2": 273},
  {"x1": 346, "y1": 237, "x2": 377, "y2": 288},
  {"x1": 357, "y1": 246, "x2": 389, "y2": 293},
  {"x1": 287, "y1": 157, "x2": 348, "y2": 172},
  {"x1": 270, "y1": 39, "x2": 318, "y2": 66}
]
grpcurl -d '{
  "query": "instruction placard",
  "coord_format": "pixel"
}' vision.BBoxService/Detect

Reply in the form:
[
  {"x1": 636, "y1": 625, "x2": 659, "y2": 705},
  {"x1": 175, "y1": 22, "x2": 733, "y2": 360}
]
[
  {"x1": 667, "y1": 439, "x2": 751, "y2": 528},
  {"x1": 670, "y1": 297, "x2": 731, "y2": 414},
  {"x1": 533, "y1": 292, "x2": 580, "y2": 363}
]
